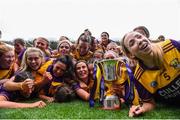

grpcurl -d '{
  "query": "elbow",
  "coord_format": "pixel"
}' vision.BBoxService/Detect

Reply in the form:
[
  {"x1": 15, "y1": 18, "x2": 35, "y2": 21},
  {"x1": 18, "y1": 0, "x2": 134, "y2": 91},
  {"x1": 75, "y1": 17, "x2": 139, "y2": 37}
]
[{"x1": 84, "y1": 94, "x2": 90, "y2": 101}]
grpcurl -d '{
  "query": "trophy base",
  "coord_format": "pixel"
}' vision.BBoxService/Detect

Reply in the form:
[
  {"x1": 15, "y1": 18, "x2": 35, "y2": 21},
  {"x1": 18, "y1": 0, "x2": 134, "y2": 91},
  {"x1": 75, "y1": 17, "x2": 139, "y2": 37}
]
[{"x1": 100, "y1": 105, "x2": 120, "y2": 110}]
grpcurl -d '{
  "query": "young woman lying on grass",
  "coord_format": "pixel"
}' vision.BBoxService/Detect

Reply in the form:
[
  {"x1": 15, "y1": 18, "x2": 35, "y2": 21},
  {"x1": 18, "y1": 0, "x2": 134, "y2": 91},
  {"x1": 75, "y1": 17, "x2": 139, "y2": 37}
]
[
  {"x1": 39, "y1": 55, "x2": 76, "y2": 102},
  {"x1": 121, "y1": 31, "x2": 180, "y2": 117},
  {"x1": 0, "y1": 45, "x2": 46, "y2": 108},
  {"x1": 73, "y1": 60, "x2": 94, "y2": 101}
]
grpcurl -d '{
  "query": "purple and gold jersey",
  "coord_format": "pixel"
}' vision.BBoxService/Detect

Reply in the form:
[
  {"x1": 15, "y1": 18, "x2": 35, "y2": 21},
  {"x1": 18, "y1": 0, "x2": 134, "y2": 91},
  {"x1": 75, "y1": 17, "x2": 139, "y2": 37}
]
[
  {"x1": 134, "y1": 39, "x2": 180, "y2": 102},
  {"x1": 75, "y1": 79, "x2": 94, "y2": 93},
  {"x1": 0, "y1": 63, "x2": 15, "y2": 80},
  {"x1": 0, "y1": 63, "x2": 16, "y2": 100},
  {"x1": 72, "y1": 49, "x2": 93, "y2": 62},
  {"x1": 33, "y1": 60, "x2": 53, "y2": 92}
]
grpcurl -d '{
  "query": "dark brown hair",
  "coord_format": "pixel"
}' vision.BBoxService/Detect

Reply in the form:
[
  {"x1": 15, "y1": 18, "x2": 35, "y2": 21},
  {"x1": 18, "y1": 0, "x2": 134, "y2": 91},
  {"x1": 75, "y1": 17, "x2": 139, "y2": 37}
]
[{"x1": 133, "y1": 26, "x2": 150, "y2": 38}]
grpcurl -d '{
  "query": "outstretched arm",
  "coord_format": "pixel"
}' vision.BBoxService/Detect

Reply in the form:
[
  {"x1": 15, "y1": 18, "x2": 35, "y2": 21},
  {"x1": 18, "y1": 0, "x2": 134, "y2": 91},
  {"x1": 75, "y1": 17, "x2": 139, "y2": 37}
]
[
  {"x1": 0, "y1": 100, "x2": 46, "y2": 108},
  {"x1": 4, "y1": 77, "x2": 34, "y2": 92}
]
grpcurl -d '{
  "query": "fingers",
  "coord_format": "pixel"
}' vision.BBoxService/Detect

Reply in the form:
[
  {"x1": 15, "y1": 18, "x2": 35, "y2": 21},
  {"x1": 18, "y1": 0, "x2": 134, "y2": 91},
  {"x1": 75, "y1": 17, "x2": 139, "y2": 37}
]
[
  {"x1": 24, "y1": 79, "x2": 34, "y2": 85},
  {"x1": 21, "y1": 79, "x2": 35, "y2": 94},
  {"x1": 27, "y1": 82, "x2": 34, "y2": 89},
  {"x1": 44, "y1": 72, "x2": 53, "y2": 80},
  {"x1": 129, "y1": 105, "x2": 136, "y2": 117},
  {"x1": 129, "y1": 105, "x2": 144, "y2": 117},
  {"x1": 134, "y1": 107, "x2": 143, "y2": 115},
  {"x1": 47, "y1": 97, "x2": 55, "y2": 103},
  {"x1": 129, "y1": 111, "x2": 134, "y2": 117},
  {"x1": 23, "y1": 80, "x2": 34, "y2": 88},
  {"x1": 38, "y1": 101, "x2": 46, "y2": 108}
]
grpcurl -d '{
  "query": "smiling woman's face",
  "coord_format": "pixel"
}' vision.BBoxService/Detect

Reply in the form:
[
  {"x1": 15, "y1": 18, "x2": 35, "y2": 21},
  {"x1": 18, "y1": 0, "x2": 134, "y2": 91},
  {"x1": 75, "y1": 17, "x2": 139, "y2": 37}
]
[
  {"x1": 101, "y1": 33, "x2": 109, "y2": 46},
  {"x1": 75, "y1": 62, "x2": 89, "y2": 81},
  {"x1": 124, "y1": 32, "x2": 152, "y2": 59},
  {"x1": 58, "y1": 42, "x2": 71, "y2": 55},
  {"x1": 0, "y1": 50, "x2": 15, "y2": 69},
  {"x1": 27, "y1": 52, "x2": 42, "y2": 71},
  {"x1": 53, "y1": 61, "x2": 67, "y2": 77}
]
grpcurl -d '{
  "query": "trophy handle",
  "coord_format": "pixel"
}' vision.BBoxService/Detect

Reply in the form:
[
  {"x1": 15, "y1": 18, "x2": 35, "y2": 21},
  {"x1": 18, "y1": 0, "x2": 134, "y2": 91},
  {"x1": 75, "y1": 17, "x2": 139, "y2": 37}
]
[{"x1": 116, "y1": 60, "x2": 124, "y2": 78}]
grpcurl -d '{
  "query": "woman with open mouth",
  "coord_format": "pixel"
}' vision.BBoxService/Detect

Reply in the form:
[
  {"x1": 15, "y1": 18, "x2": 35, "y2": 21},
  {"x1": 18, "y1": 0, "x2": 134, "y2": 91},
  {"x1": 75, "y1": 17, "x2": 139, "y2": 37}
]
[{"x1": 121, "y1": 31, "x2": 180, "y2": 117}]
